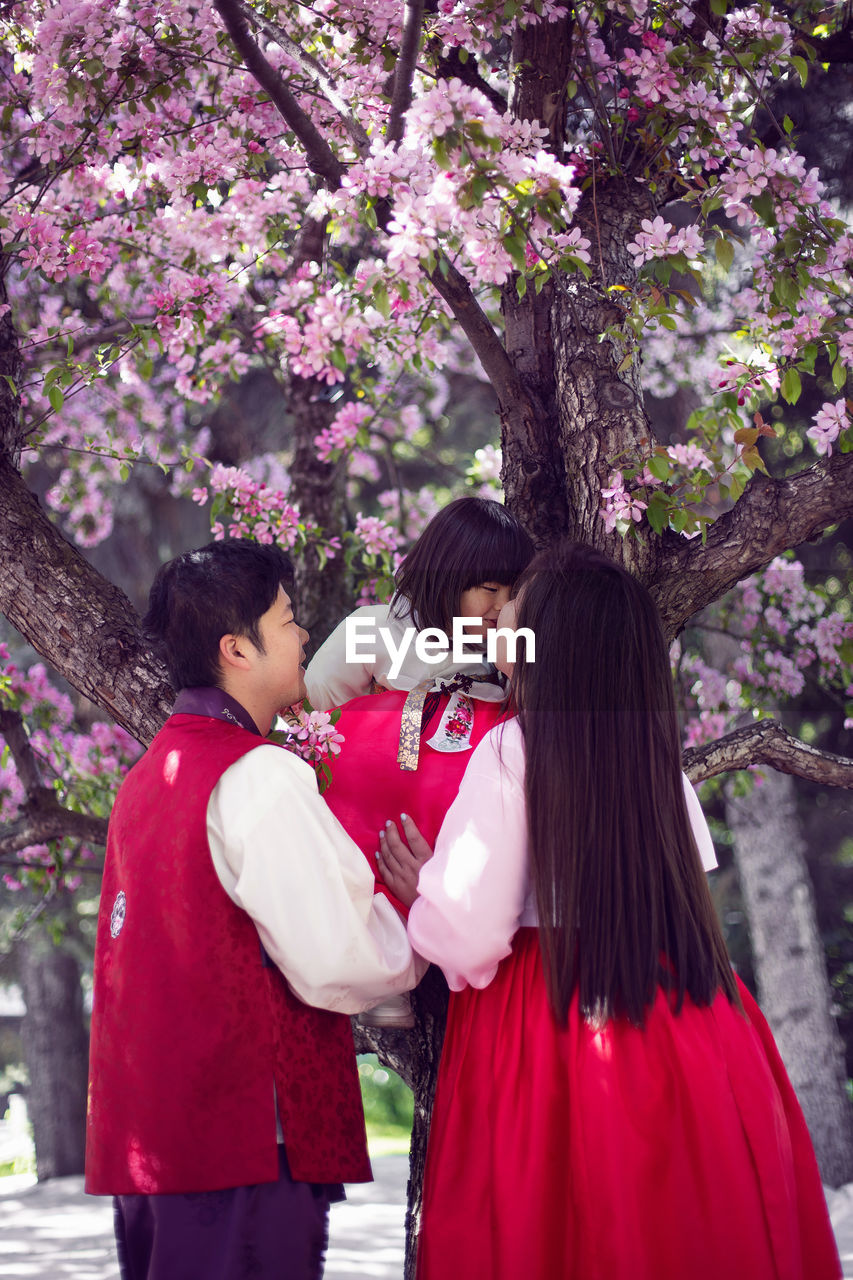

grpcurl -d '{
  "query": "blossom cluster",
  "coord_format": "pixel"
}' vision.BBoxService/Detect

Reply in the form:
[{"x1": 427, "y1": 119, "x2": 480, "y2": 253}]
[
  {"x1": 270, "y1": 705, "x2": 345, "y2": 794},
  {"x1": 0, "y1": 0, "x2": 850, "y2": 833},
  {"x1": 1, "y1": 0, "x2": 848, "y2": 568},
  {"x1": 677, "y1": 555, "x2": 853, "y2": 749},
  {"x1": 0, "y1": 643, "x2": 142, "y2": 891}
]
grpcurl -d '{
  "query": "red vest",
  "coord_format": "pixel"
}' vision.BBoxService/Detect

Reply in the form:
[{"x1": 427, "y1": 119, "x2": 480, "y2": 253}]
[
  {"x1": 85, "y1": 714, "x2": 371, "y2": 1195},
  {"x1": 324, "y1": 690, "x2": 508, "y2": 915}
]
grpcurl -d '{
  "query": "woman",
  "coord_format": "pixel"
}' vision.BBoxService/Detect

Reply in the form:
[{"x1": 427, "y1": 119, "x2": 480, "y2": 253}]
[
  {"x1": 306, "y1": 497, "x2": 534, "y2": 1025},
  {"x1": 378, "y1": 543, "x2": 840, "y2": 1279}
]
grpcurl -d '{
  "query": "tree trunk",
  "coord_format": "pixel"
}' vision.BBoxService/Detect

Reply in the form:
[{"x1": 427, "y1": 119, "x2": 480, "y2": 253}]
[
  {"x1": 726, "y1": 767, "x2": 853, "y2": 1186},
  {"x1": 353, "y1": 966, "x2": 449, "y2": 1280},
  {"x1": 287, "y1": 375, "x2": 354, "y2": 654},
  {"x1": 16, "y1": 903, "x2": 89, "y2": 1180},
  {"x1": 0, "y1": 258, "x2": 22, "y2": 463}
]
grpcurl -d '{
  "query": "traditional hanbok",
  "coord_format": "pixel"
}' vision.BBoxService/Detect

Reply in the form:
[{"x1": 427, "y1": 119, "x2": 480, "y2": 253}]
[
  {"x1": 407, "y1": 718, "x2": 841, "y2": 1280},
  {"x1": 306, "y1": 601, "x2": 510, "y2": 912}
]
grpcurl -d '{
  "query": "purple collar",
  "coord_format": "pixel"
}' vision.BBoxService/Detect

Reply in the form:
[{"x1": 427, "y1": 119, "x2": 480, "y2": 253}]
[{"x1": 172, "y1": 687, "x2": 261, "y2": 736}]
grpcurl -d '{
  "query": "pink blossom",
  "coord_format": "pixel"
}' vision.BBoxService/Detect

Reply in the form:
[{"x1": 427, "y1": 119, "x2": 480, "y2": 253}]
[
  {"x1": 807, "y1": 399, "x2": 849, "y2": 458},
  {"x1": 353, "y1": 513, "x2": 400, "y2": 556}
]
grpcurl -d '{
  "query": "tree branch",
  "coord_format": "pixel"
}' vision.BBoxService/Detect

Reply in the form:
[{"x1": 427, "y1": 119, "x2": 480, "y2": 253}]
[
  {"x1": 0, "y1": 810, "x2": 108, "y2": 859},
  {"x1": 651, "y1": 450, "x2": 853, "y2": 638},
  {"x1": 0, "y1": 704, "x2": 109, "y2": 857},
  {"x1": 426, "y1": 258, "x2": 534, "y2": 412},
  {"x1": 212, "y1": 0, "x2": 346, "y2": 188},
  {"x1": 387, "y1": 0, "x2": 425, "y2": 147},
  {"x1": 0, "y1": 705, "x2": 43, "y2": 794},
  {"x1": 0, "y1": 457, "x2": 172, "y2": 745},
  {"x1": 235, "y1": 0, "x2": 370, "y2": 157},
  {"x1": 683, "y1": 719, "x2": 853, "y2": 790},
  {"x1": 432, "y1": 46, "x2": 508, "y2": 116}
]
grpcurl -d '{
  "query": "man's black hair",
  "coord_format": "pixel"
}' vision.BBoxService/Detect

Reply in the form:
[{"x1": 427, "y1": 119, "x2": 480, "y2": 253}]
[{"x1": 142, "y1": 540, "x2": 295, "y2": 690}]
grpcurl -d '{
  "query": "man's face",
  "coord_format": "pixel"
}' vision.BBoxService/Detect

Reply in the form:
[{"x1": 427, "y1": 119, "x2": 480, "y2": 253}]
[{"x1": 251, "y1": 585, "x2": 309, "y2": 715}]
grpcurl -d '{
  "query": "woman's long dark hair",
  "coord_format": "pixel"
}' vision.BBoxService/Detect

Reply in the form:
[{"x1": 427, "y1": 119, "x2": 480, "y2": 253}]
[
  {"x1": 392, "y1": 497, "x2": 534, "y2": 634},
  {"x1": 512, "y1": 543, "x2": 739, "y2": 1027}
]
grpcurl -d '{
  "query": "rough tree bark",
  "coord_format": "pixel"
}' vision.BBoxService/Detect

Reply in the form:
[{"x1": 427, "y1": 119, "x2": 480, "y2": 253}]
[
  {"x1": 353, "y1": 967, "x2": 449, "y2": 1279},
  {"x1": 0, "y1": 458, "x2": 171, "y2": 745},
  {"x1": 287, "y1": 378, "x2": 353, "y2": 658},
  {"x1": 726, "y1": 768, "x2": 853, "y2": 1186}
]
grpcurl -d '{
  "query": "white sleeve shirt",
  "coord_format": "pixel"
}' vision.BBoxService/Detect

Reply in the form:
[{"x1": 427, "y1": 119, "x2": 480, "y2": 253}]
[{"x1": 207, "y1": 743, "x2": 425, "y2": 1013}]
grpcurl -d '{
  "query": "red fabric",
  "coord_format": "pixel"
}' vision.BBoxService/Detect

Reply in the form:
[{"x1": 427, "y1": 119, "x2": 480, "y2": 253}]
[
  {"x1": 417, "y1": 929, "x2": 841, "y2": 1280},
  {"x1": 324, "y1": 689, "x2": 508, "y2": 915},
  {"x1": 85, "y1": 714, "x2": 370, "y2": 1195}
]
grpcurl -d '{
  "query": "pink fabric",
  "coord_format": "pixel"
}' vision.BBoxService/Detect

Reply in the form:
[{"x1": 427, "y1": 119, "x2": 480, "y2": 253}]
[{"x1": 324, "y1": 688, "x2": 509, "y2": 918}]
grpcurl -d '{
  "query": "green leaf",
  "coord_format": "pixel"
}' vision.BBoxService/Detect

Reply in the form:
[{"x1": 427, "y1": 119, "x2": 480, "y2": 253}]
[
  {"x1": 648, "y1": 453, "x2": 670, "y2": 481},
  {"x1": 714, "y1": 237, "x2": 734, "y2": 272},
  {"x1": 752, "y1": 191, "x2": 775, "y2": 224},
  {"x1": 776, "y1": 273, "x2": 802, "y2": 309},
  {"x1": 782, "y1": 114, "x2": 794, "y2": 135},
  {"x1": 832, "y1": 359, "x2": 847, "y2": 392},
  {"x1": 501, "y1": 231, "x2": 527, "y2": 271},
  {"x1": 791, "y1": 56, "x2": 808, "y2": 87},
  {"x1": 516, "y1": 273, "x2": 527, "y2": 300},
  {"x1": 780, "y1": 367, "x2": 802, "y2": 405},
  {"x1": 799, "y1": 343, "x2": 818, "y2": 376},
  {"x1": 433, "y1": 136, "x2": 452, "y2": 171},
  {"x1": 47, "y1": 385, "x2": 64, "y2": 413},
  {"x1": 645, "y1": 493, "x2": 669, "y2": 535}
]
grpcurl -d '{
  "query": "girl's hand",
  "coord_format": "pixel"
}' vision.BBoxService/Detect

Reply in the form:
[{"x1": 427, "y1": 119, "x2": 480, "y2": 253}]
[{"x1": 377, "y1": 814, "x2": 433, "y2": 909}]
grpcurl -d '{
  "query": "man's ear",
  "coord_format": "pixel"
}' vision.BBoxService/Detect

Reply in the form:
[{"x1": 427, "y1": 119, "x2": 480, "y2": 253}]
[{"x1": 219, "y1": 632, "x2": 252, "y2": 672}]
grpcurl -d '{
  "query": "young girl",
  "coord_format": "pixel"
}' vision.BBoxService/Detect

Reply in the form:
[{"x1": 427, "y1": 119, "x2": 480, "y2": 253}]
[
  {"x1": 379, "y1": 543, "x2": 840, "y2": 1279},
  {"x1": 305, "y1": 497, "x2": 534, "y2": 1025}
]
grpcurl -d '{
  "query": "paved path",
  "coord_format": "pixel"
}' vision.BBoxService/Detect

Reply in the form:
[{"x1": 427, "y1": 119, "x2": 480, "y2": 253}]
[
  {"x1": 3, "y1": 1158, "x2": 853, "y2": 1278},
  {"x1": 0, "y1": 1157, "x2": 407, "y2": 1280}
]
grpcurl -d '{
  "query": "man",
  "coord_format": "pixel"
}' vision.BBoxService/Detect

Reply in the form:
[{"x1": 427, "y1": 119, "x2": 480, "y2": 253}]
[{"x1": 85, "y1": 540, "x2": 422, "y2": 1280}]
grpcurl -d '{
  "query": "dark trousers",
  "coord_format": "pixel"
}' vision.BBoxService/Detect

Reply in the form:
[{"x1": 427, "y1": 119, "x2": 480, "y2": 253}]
[{"x1": 114, "y1": 1146, "x2": 332, "y2": 1280}]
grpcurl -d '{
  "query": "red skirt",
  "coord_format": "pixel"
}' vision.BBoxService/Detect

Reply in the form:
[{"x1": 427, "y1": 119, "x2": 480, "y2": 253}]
[{"x1": 417, "y1": 930, "x2": 840, "y2": 1280}]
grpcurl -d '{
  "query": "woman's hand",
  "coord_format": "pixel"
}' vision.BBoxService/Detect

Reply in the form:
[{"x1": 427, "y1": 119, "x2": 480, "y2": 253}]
[{"x1": 376, "y1": 813, "x2": 434, "y2": 909}]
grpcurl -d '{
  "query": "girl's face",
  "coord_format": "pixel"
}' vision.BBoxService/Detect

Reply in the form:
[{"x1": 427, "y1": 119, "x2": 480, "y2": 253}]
[
  {"x1": 457, "y1": 582, "x2": 512, "y2": 641},
  {"x1": 493, "y1": 596, "x2": 518, "y2": 678}
]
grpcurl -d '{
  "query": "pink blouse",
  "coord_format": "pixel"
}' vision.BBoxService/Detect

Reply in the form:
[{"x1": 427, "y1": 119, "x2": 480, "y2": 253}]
[{"x1": 407, "y1": 717, "x2": 718, "y2": 992}]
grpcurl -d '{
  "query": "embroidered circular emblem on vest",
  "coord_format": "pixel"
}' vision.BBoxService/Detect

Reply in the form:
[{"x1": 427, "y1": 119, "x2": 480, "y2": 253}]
[{"x1": 110, "y1": 891, "x2": 127, "y2": 939}]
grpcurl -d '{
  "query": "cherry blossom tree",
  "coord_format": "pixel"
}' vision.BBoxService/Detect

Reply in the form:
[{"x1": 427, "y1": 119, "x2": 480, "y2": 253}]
[{"x1": 2, "y1": 0, "x2": 853, "y2": 1238}]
